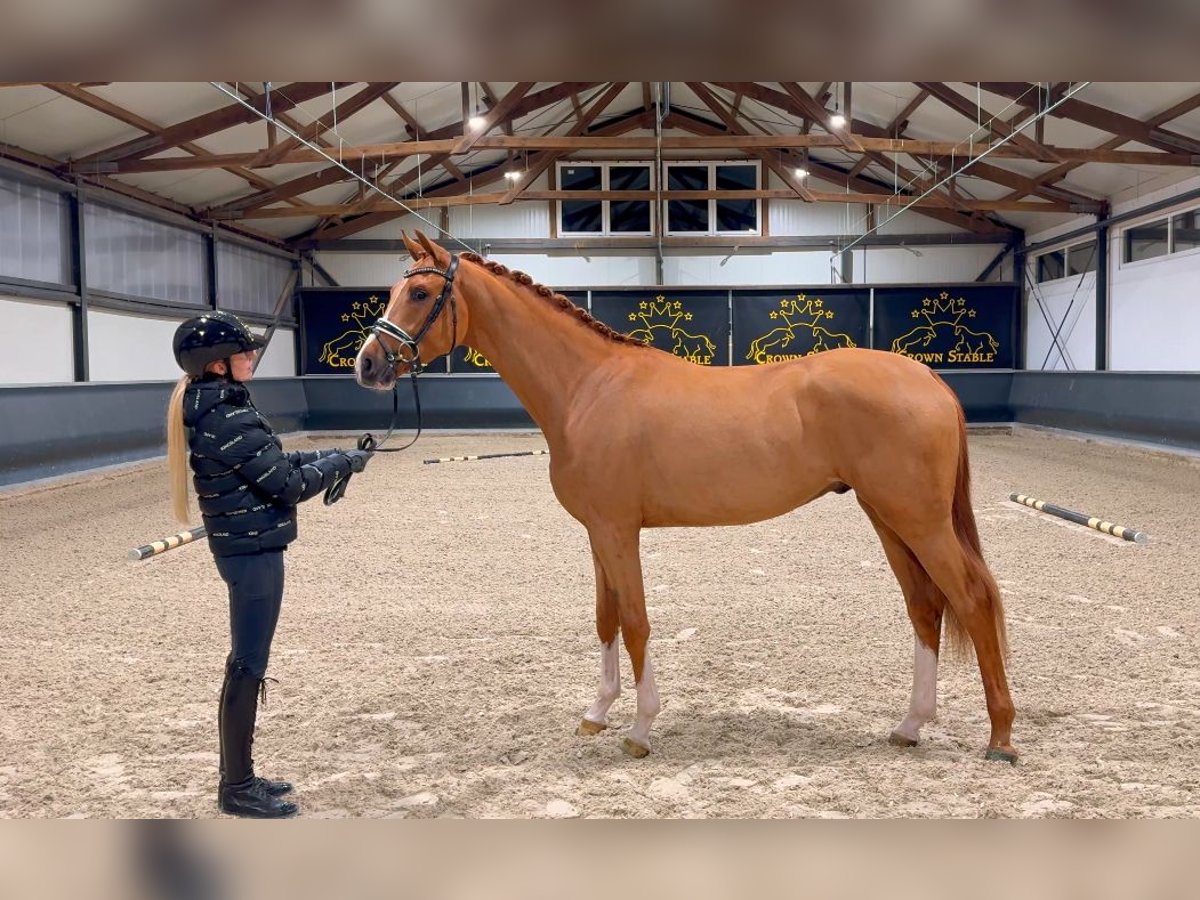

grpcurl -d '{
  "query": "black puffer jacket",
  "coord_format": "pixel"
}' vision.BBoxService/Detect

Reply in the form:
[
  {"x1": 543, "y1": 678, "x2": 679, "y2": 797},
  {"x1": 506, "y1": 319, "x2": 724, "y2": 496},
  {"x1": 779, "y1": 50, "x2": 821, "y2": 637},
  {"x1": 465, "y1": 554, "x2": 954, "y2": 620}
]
[{"x1": 183, "y1": 376, "x2": 351, "y2": 557}]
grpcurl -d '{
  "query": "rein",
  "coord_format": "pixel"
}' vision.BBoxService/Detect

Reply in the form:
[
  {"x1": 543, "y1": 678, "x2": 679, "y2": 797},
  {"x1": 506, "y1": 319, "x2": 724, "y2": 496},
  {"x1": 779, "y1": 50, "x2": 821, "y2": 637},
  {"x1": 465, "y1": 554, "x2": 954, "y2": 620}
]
[{"x1": 324, "y1": 254, "x2": 459, "y2": 505}]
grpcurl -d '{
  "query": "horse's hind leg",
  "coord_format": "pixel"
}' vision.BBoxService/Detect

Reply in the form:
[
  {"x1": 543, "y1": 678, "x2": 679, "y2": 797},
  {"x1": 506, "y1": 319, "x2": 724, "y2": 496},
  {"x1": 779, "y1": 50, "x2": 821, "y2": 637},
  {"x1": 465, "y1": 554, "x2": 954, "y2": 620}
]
[
  {"x1": 577, "y1": 547, "x2": 621, "y2": 736},
  {"x1": 860, "y1": 501, "x2": 944, "y2": 747},
  {"x1": 587, "y1": 525, "x2": 660, "y2": 757},
  {"x1": 905, "y1": 525, "x2": 1016, "y2": 761}
]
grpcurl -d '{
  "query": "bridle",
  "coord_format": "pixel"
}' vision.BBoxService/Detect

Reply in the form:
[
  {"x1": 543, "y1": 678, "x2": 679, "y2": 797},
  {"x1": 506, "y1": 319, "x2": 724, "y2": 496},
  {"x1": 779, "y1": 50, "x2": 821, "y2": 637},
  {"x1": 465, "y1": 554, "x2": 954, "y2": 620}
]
[
  {"x1": 324, "y1": 253, "x2": 460, "y2": 505},
  {"x1": 371, "y1": 253, "x2": 460, "y2": 377}
]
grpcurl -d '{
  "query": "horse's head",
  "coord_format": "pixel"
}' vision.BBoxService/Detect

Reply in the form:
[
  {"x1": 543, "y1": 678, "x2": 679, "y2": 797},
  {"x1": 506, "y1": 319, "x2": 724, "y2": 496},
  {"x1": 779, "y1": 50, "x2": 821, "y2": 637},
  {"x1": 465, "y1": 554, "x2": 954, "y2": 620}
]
[{"x1": 355, "y1": 230, "x2": 467, "y2": 390}]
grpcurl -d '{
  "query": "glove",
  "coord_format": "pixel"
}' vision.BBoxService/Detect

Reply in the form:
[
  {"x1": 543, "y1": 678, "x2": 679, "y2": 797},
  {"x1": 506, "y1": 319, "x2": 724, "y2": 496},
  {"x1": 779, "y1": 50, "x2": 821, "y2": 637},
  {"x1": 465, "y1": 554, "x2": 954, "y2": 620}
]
[{"x1": 344, "y1": 449, "x2": 374, "y2": 474}]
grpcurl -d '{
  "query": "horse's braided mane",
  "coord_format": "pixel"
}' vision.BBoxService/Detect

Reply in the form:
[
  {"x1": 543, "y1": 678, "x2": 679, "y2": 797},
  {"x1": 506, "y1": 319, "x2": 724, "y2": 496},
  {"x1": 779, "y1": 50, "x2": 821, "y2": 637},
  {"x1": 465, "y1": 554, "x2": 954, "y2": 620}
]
[{"x1": 458, "y1": 251, "x2": 645, "y2": 348}]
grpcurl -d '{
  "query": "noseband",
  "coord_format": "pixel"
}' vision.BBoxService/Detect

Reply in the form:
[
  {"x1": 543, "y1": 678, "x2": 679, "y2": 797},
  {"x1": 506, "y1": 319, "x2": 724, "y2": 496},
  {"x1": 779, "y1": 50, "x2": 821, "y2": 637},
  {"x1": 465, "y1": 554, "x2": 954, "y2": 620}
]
[{"x1": 369, "y1": 253, "x2": 460, "y2": 376}]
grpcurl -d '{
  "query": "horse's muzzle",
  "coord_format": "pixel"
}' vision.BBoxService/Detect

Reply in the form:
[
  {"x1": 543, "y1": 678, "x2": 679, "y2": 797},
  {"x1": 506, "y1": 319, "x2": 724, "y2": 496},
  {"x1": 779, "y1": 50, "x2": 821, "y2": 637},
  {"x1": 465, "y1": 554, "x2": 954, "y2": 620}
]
[{"x1": 355, "y1": 340, "x2": 399, "y2": 391}]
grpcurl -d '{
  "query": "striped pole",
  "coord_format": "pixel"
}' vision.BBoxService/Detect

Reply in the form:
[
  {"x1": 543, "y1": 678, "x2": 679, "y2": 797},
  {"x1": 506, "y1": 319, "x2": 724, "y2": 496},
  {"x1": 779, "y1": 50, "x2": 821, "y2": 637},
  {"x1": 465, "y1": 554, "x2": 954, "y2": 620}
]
[
  {"x1": 1009, "y1": 494, "x2": 1148, "y2": 544},
  {"x1": 128, "y1": 526, "x2": 207, "y2": 561},
  {"x1": 423, "y1": 450, "x2": 550, "y2": 465}
]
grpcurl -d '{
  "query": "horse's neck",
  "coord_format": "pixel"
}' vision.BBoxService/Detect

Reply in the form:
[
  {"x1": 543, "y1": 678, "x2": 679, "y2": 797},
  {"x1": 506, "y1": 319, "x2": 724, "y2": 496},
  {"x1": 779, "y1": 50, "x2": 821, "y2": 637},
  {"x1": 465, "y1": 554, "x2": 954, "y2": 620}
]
[{"x1": 460, "y1": 265, "x2": 617, "y2": 437}]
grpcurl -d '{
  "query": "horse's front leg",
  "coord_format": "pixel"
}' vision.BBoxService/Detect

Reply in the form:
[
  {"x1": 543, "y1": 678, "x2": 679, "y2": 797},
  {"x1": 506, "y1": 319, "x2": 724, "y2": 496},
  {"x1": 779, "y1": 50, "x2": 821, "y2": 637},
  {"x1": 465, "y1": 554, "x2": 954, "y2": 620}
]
[
  {"x1": 588, "y1": 525, "x2": 659, "y2": 757},
  {"x1": 577, "y1": 548, "x2": 621, "y2": 736}
]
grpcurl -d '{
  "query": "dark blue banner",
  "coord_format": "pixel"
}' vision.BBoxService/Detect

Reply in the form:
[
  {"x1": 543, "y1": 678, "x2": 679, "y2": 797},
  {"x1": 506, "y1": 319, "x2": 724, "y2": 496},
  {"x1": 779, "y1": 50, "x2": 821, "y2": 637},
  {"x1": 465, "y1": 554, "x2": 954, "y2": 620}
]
[
  {"x1": 590, "y1": 290, "x2": 729, "y2": 366},
  {"x1": 874, "y1": 284, "x2": 1017, "y2": 369},
  {"x1": 733, "y1": 288, "x2": 869, "y2": 365}
]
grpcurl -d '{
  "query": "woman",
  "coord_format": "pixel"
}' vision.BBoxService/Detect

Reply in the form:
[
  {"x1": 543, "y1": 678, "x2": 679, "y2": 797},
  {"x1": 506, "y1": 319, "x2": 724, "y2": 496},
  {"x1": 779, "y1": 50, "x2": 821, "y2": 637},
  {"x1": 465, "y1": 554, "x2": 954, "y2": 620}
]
[{"x1": 166, "y1": 311, "x2": 372, "y2": 818}]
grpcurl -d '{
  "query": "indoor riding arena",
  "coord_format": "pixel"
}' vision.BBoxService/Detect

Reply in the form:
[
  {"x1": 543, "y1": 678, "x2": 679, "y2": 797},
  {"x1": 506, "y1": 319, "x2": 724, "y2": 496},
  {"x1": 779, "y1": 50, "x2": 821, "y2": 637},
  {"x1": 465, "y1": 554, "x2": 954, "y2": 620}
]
[{"x1": 2, "y1": 82, "x2": 1199, "y2": 820}]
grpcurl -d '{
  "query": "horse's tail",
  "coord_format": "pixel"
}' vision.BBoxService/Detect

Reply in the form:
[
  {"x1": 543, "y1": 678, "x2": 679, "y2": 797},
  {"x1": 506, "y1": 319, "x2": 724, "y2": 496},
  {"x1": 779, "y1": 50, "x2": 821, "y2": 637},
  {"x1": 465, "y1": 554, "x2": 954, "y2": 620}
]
[{"x1": 940, "y1": 380, "x2": 1008, "y2": 661}]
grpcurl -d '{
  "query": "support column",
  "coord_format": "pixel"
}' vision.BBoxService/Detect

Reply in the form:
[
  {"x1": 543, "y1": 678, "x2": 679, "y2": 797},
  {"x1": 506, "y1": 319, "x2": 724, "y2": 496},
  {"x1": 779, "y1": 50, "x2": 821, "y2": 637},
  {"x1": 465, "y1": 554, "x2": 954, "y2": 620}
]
[
  {"x1": 68, "y1": 182, "x2": 89, "y2": 382},
  {"x1": 1013, "y1": 244, "x2": 1026, "y2": 370},
  {"x1": 1095, "y1": 222, "x2": 1109, "y2": 371},
  {"x1": 206, "y1": 226, "x2": 219, "y2": 310}
]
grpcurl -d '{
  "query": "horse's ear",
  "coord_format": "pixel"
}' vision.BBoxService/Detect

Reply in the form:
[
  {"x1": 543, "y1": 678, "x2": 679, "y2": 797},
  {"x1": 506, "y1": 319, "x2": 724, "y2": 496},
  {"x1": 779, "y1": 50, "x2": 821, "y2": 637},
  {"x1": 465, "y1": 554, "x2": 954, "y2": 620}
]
[
  {"x1": 414, "y1": 230, "x2": 441, "y2": 261},
  {"x1": 401, "y1": 231, "x2": 423, "y2": 260}
]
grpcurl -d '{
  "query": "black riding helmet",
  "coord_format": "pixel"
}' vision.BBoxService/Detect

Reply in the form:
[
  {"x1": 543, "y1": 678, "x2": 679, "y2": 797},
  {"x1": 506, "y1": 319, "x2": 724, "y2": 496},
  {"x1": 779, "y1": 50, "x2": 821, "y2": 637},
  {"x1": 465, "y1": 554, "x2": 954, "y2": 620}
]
[{"x1": 173, "y1": 311, "x2": 266, "y2": 378}]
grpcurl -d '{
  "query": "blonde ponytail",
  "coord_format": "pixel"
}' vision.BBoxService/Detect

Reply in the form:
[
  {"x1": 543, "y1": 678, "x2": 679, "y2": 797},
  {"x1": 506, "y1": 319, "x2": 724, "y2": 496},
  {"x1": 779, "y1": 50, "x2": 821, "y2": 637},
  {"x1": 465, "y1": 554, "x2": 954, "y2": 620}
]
[{"x1": 167, "y1": 375, "x2": 192, "y2": 524}]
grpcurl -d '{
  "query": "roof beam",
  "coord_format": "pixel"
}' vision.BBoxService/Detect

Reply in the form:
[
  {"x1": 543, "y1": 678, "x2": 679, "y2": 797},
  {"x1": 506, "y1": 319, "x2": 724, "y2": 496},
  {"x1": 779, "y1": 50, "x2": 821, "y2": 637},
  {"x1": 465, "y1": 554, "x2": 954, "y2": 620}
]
[
  {"x1": 69, "y1": 82, "x2": 344, "y2": 165},
  {"x1": 207, "y1": 82, "x2": 599, "y2": 216},
  {"x1": 849, "y1": 88, "x2": 927, "y2": 177},
  {"x1": 917, "y1": 82, "x2": 1061, "y2": 161},
  {"x1": 999, "y1": 88, "x2": 1200, "y2": 203},
  {"x1": 249, "y1": 82, "x2": 398, "y2": 167},
  {"x1": 76, "y1": 135, "x2": 1200, "y2": 176},
  {"x1": 978, "y1": 82, "x2": 1200, "y2": 155},
  {"x1": 46, "y1": 83, "x2": 313, "y2": 210},
  {"x1": 780, "y1": 82, "x2": 864, "y2": 152},
  {"x1": 450, "y1": 82, "x2": 536, "y2": 154}
]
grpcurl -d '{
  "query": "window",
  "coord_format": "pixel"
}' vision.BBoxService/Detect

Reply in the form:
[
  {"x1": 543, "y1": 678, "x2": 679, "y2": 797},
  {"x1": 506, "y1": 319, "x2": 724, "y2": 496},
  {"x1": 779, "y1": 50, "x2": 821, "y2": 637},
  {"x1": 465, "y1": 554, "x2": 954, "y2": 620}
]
[
  {"x1": 1067, "y1": 241, "x2": 1096, "y2": 276},
  {"x1": 664, "y1": 161, "x2": 761, "y2": 236},
  {"x1": 556, "y1": 162, "x2": 653, "y2": 236},
  {"x1": 1124, "y1": 218, "x2": 1169, "y2": 263},
  {"x1": 1171, "y1": 210, "x2": 1200, "y2": 254},
  {"x1": 1036, "y1": 250, "x2": 1065, "y2": 283}
]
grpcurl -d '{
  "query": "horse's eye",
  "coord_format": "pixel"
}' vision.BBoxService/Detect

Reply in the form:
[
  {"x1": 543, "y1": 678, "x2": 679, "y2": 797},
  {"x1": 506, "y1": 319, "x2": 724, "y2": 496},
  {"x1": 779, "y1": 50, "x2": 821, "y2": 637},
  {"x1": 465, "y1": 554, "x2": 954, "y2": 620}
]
[{"x1": 412, "y1": 288, "x2": 428, "y2": 302}]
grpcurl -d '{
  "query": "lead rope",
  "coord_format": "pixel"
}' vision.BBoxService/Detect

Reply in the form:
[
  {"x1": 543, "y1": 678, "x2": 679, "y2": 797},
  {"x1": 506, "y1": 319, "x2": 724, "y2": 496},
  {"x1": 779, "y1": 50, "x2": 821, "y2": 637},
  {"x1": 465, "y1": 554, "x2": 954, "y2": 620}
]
[{"x1": 323, "y1": 365, "x2": 422, "y2": 505}]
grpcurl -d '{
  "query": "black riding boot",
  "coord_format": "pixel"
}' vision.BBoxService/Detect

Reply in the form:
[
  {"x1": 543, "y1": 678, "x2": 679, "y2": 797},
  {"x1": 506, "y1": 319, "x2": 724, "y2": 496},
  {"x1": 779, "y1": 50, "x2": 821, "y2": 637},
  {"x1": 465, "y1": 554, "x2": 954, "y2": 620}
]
[
  {"x1": 217, "y1": 666, "x2": 294, "y2": 798},
  {"x1": 217, "y1": 664, "x2": 297, "y2": 818}
]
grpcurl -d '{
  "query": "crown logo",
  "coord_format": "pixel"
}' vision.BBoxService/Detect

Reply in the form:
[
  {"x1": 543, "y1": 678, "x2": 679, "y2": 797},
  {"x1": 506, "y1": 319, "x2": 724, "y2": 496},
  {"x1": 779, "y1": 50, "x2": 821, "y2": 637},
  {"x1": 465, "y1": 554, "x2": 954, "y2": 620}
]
[
  {"x1": 321, "y1": 294, "x2": 389, "y2": 369},
  {"x1": 746, "y1": 294, "x2": 856, "y2": 364},
  {"x1": 892, "y1": 291, "x2": 998, "y2": 363},
  {"x1": 626, "y1": 295, "x2": 716, "y2": 365}
]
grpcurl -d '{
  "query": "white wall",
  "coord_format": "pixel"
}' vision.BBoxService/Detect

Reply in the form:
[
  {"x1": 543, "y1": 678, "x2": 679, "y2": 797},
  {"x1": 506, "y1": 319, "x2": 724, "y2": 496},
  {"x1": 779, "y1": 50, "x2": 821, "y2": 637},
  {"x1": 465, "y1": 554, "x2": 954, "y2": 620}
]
[
  {"x1": 1111, "y1": 241, "x2": 1200, "y2": 371},
  {"x1": 315, "y1": 252, "x2": 409, "y2": 287},
  {"x1": 488, "y1": 253, "x2": 657, "y2": 287},
  {"x1": 856, "y1": 245, "x2": 999, "y2": 284},
  {"x1": 662, "y1": 251, "x2": 838, "y2": 285},
  {"x1": 87, "y1": 309, "x2": 189, "y2": 382},
  {"x1": 0, "y1": 295, "x2": 75, "y2": 384},
  {"x1": 252, "y1": 327, "x2": 296, "y2": 377},
  {"x1": 769, "y1": 196, "x2": 867, "y2": 236},
  {"x1": 450, "y1": 202, "x2": 550, "y2": 239}
]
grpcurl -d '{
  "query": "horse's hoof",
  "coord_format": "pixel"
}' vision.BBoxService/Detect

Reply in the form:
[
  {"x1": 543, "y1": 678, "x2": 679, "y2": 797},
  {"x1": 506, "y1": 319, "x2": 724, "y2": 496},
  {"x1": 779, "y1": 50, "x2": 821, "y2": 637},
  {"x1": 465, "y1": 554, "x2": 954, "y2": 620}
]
[
  {"x1": 888, "y1": 731, "x2": 918, "y2": 748},
  {"x1": 984, "y1": 747, "x2": 1019, "y2": 765},
  {"x1": 621, "y1": 736, "x2": 651, "y2": 758},
  {"x1": 576, "y1": 718, "x2": 607, "y2": 736}
]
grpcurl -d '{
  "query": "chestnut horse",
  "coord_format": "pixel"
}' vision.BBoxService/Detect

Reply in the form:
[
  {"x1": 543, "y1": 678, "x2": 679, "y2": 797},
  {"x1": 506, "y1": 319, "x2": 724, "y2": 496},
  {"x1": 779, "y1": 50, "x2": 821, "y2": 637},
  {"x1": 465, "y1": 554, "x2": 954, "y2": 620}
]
[{"x1": 356, "y1": 231, "x2": 1016, "y2": 763}]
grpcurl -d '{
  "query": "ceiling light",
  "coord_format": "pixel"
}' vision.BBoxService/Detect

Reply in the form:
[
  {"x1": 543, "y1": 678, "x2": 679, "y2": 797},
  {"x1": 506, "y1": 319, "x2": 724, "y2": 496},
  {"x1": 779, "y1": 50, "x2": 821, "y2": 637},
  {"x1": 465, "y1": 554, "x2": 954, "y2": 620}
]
[
  {"x1": 793, "y1": 167, "x2": 808, "y2": 178},
  {"x1": 468, "y1": 115, "x2": 486, "y2": 129},
  {"x1": 829, "y1": 112, "x2": 846, "y2": 128},
  {"x1": 504, "y1": 170, "x2": 521, "y2": 181}
]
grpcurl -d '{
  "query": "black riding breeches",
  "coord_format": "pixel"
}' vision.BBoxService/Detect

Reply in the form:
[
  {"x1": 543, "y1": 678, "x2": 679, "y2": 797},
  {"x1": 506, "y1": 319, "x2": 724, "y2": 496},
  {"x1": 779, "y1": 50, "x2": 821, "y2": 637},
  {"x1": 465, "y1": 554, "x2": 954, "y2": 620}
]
[{"x1": 213, "y1": 550, "x2": 285, "y2": 680}]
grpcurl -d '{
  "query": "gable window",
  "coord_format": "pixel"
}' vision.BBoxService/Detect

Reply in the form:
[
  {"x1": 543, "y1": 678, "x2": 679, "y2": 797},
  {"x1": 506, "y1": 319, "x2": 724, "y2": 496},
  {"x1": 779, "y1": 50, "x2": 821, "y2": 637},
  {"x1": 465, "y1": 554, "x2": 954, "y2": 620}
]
[
  {"x1": 664, "y1": 161, "x2": 761, "y2": 236},
  {"x1": 1171, "y1": 210, "x2": 1200, "y2": 254},
  {"x1": 1066, "y1": 241, "x2": 1096, "y2": 276},
  {"x1": 1124, "y1": 218, "x2": 1169, "y2": 263},
  {"x1": 556, "y1": 162, "x2": 653, "y2": 237},
  {"x1": 1036, "y1": 249, "x2": 1065, "y2": 283},
  {"x1": 1036, "y1": 237, "x2": 1099, "y2": 283}
]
